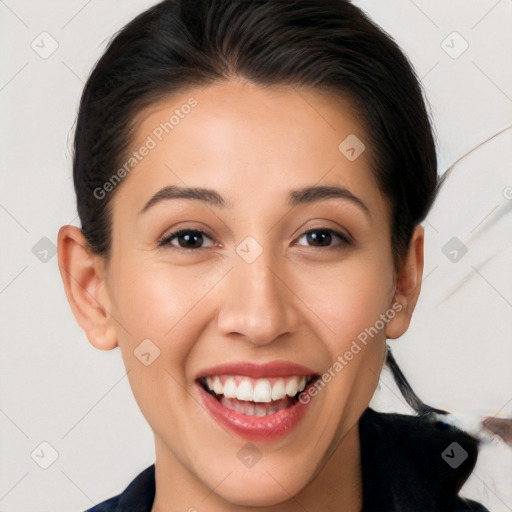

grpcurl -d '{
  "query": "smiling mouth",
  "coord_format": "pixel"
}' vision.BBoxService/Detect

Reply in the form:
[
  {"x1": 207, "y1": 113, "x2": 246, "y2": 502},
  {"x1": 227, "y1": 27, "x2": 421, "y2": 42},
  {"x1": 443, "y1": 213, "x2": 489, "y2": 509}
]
[{"x1": 197, "y1": 374, "x2": 320, "y2": 416}]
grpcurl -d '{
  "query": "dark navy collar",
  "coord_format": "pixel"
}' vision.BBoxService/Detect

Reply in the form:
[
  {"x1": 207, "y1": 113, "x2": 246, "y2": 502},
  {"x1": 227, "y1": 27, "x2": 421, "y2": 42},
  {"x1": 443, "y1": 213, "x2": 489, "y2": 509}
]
[
  {"x1": 85, "y1": 407, "x2": 489, "y2": 511},
  {"x1": 359, "y1": 408, "x2": 488, "y2": 511}
]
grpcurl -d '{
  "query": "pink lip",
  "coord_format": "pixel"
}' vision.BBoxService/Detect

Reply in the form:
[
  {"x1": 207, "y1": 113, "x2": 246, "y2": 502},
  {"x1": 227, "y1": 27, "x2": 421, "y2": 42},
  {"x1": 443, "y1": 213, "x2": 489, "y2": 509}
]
[
  {"x1": 195, "y1": 360, "x2": 320, "y2": 441},
  {"x1": 195, "y1": 360, "x2": 319, "y2": 380},
  {"x1": 197, "y1": 382, "x2": 315, "y2": 442}
]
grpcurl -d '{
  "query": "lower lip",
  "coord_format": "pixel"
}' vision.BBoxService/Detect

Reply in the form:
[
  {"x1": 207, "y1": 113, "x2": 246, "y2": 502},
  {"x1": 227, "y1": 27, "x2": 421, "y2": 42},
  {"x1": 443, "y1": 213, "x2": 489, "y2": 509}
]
[{"x1": 197, "y1": 383, "x2": 315, "y2": 442}]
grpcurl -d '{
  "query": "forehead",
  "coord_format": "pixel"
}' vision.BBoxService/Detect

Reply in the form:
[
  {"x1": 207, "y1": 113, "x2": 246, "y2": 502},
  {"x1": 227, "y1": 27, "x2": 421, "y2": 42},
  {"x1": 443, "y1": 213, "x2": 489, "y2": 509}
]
[{"x1": 111, "y1": 80, "x2": 388, "y2": 220}]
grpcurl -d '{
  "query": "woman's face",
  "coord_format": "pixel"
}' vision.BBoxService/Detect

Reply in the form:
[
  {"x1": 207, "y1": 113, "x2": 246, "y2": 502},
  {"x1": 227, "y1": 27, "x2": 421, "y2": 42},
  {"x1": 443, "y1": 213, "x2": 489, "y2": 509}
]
[{"x1": 94, "y1": 81, "x2": 401, "y2": 506}]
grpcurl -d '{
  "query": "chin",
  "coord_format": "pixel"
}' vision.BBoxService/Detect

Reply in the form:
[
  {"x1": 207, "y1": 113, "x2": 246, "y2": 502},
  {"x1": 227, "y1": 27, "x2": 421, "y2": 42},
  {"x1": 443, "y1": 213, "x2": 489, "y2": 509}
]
[{"x1": 207, "y1": 468, "x2": 309, "y2": 507}]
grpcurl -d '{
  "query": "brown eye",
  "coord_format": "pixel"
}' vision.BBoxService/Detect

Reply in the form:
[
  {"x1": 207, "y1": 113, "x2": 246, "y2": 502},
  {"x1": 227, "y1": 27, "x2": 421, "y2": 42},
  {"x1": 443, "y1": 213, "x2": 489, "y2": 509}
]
[
  {"x1": 158, "y1": 229, "x2": 215, "y2": 249},
  {"x1": 296, "y1": 228, "x2": 350, "y2": 248}
]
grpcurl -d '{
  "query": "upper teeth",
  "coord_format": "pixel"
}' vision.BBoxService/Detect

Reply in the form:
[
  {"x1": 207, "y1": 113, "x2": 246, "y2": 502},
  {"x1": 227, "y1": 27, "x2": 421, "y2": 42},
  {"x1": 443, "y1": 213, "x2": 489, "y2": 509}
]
[{"x1": 203, "y1": 375, "x2": 311, "y2": 403}]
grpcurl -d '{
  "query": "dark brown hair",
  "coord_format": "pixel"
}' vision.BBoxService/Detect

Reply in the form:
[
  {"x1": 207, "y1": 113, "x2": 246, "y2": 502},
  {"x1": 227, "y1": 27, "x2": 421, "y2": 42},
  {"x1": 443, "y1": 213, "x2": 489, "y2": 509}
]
[{"x1": 73, "y1": 0, "x2": 438, "y2": 269}]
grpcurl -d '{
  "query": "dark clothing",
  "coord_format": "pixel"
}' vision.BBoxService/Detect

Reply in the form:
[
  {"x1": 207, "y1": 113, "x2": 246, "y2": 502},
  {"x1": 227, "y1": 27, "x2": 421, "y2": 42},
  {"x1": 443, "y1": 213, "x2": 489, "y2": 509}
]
[{"x1": 85, "y1": 407, "x2": 489, "y2": 511}]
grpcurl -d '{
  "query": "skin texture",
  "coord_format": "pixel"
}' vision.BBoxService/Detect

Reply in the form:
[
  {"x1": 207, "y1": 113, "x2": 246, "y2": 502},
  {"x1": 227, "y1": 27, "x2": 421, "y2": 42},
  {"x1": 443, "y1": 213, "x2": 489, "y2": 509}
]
[{"x1": 58, "y1": 79, "x2": 424, "y2": 511}]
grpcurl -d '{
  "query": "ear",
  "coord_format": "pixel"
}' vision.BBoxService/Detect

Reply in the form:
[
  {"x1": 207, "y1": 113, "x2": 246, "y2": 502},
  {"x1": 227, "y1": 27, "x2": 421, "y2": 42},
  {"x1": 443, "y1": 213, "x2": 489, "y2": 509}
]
[
  {"x1": 385, "y1": 224, "x2": 424, "y2": 339},
  {"x1": 57, "y1": 225, "x2": 118, "y2": 350}
]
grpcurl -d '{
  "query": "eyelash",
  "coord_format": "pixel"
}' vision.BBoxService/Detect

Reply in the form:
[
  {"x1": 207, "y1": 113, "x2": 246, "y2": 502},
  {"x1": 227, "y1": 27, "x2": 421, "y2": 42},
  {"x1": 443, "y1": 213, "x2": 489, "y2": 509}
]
[{"x1": 157, "y1": 227, "x2": 352, "y2": 251}]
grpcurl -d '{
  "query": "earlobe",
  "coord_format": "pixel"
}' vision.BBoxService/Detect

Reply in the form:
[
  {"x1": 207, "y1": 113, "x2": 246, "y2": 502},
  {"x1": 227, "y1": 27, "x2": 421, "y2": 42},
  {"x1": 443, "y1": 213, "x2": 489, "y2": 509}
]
[
  {"x1": 385, "y1": 225, "x2": 424, "y2": 340},
  {"x1": 57, "y1": 225, "x2": 118, "y2": 351}
]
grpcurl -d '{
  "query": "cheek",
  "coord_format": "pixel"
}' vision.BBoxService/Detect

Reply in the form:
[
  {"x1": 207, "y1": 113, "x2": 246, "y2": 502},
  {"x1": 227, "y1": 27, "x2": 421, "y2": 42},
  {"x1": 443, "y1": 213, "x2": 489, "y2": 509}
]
[
  {"x1": 111, "y1": 261, "x2": 215, "y2": 416},
  {"x1": 112, "y1": 259, "x2": 217, "y2": 339},
  {"x1": 295, "y1": 255, "x2": 394, "y2": 345},
  {"x1": 109, "y1": 259, "x2": 225, "y2": 391}
]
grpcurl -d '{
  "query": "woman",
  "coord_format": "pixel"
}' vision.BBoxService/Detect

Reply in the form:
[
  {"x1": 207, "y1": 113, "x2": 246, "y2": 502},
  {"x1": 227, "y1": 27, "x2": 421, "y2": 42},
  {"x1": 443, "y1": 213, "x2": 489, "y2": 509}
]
[{"x1": 57, "y1": 0, "x2": 490, "y2": 510}]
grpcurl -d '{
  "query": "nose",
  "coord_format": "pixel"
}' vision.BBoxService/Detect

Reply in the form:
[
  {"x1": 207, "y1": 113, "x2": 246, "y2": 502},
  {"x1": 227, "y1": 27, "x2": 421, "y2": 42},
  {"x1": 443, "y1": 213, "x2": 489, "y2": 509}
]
[{"x1": 216, "y1": 246, "x2": 301, "y2": 346}]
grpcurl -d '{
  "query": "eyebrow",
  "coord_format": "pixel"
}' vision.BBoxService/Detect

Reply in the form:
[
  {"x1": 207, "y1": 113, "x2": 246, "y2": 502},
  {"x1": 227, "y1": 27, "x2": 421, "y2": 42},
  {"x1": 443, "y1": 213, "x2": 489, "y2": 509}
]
[{"x1": 138, "y1": 184, "x2": 370, "y2": 217}]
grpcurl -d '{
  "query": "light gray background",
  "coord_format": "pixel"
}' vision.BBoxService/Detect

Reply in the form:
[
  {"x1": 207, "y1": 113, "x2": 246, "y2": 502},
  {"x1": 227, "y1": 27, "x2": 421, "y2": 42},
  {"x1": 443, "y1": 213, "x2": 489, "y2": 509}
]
[{"x1": 1, "y1": 1, "x2": 511, "y2": 511}]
